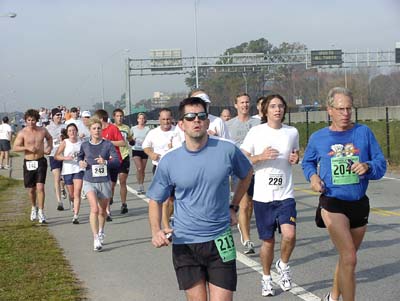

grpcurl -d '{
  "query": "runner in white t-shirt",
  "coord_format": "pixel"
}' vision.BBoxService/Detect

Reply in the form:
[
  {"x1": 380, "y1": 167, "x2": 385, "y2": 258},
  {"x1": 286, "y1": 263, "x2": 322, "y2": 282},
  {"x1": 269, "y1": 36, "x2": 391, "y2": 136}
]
[
  {"x1": 241, "y1": 94, "x2": 299, "y2": 297},
  {"x1": 143, "y1": 108, "x2": 176, "y2": 230}
]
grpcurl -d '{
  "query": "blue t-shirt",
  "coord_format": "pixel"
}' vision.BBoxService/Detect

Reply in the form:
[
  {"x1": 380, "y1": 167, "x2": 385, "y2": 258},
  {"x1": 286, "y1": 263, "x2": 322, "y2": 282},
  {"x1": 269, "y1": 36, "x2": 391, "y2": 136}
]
[
  {"x1": 147, "y1": 136, "x2": 252, "y2": 244},
  {"x1": 78, "y1": 139, "x2": 120, "y2": 183},
  {"x1": 302, "y1": 124, "x2": 386, "y2": 201}
]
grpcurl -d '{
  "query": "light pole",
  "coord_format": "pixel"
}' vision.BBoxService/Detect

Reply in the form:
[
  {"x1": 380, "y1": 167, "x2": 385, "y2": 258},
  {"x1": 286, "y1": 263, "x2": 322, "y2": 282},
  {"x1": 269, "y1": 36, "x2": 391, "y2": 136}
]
[
  {"x1": 0, "y1": 12, "x2": 16, "y2": 18},
  {"x1": 194, "y1": 0, "x2": 199, "y2": 88},
  {"x1": 101, "y1": 49, "x2": 130, "y2": 110}
]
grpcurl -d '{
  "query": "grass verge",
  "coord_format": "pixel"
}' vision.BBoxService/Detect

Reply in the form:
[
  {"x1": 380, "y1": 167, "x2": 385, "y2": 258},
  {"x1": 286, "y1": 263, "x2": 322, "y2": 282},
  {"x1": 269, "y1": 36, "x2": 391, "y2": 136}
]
[{"x1": 0, "y1": 176, "x2": 86, "y2": 300}]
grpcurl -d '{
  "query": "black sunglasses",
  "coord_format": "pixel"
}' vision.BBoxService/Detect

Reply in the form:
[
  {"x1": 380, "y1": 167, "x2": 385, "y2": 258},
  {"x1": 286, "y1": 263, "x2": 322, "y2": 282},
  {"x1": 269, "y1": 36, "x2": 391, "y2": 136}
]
[{"x1": 183, "y1": 112, "x2": 208, "y2": 121}]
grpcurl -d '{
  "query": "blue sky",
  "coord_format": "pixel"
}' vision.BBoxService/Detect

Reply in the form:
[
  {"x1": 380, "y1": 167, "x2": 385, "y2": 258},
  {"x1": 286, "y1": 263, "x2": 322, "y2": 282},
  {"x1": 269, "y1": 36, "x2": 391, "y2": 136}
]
[{"x1": 1, "y1": 0, "x2": 399, "y2": 111}]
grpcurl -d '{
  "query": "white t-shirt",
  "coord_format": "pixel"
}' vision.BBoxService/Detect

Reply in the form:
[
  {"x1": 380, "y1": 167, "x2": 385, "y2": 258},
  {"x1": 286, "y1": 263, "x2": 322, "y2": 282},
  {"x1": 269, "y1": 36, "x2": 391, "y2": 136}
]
[
  {"x1": 208, "y1": 114, "x2": 230, "y2": 140},
  {"x1": 142, "y1": 126, "x2": 176, "y2": 165},
  {"x1": 0, "y1": 123, "x2": 12, "y2": 140},
  {"x1": 61, "y1": 139, "x2": 82, "y2": 175},
  {"x1": 65, "y1": 118, "x2": 88, "y2": 140},
  {"x1": 241, "y1": 123, "x2": 299, "y2": 203}
]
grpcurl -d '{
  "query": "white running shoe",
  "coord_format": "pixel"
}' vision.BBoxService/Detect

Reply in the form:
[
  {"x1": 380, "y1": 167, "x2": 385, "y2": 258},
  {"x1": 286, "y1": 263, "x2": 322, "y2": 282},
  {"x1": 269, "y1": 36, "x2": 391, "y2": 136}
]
[
  {"x1": 93, "y1": 236, "x2": 102, "y2": 252},
  {"x1": 275, "y1": 259, "x2": 292, "y2": 291},
  {"x1": 261, "y1": 277, "x2": 275, "y2": 296},
  {"x1": 38, "y1": 211, "x2": 47, "y2": 224},
  {"x1": 30, "y1": 207, "x2": 38, "y2": 221},
  {"x1": 98, "y1": 232, "x2": 105, "y2": 245},
  {"x1": 243, "y1": 240, "x2": 255, "y2": 254}
]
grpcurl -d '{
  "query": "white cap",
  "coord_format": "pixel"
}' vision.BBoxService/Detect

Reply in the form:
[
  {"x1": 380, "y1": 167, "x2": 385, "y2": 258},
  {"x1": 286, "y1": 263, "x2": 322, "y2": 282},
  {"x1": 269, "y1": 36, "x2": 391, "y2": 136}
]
[
  {"x1": 194, "y1": 92, "x2": 211, "y2": 103},
  {"x1": 81, "y1": 111, "x2": 91, "y2": 118}
]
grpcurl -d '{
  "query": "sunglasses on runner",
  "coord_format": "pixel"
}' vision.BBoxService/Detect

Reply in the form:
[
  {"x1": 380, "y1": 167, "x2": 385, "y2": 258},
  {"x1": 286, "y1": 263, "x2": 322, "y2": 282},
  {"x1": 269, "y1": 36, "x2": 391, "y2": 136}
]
[{"x1": 183, "y1": 112, "x2": 208, "y2": 121}]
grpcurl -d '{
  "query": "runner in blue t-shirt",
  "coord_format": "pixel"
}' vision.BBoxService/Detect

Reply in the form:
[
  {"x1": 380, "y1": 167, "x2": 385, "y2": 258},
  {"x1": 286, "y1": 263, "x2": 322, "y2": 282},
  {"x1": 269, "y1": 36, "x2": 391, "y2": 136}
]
[
  {"x1": 302, "y1": 87, "x2": 386, "y2": 301},
  {"x1": 148, "y1": 97, "x2": 253, "y2": 301}
]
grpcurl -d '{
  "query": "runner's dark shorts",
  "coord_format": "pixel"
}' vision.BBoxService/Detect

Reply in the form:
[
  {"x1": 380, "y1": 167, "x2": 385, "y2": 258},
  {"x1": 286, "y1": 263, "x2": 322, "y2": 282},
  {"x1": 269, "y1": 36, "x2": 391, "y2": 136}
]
[
  {"x1": 63, "y1": 171, "x2": 84, "y2": 185},
  {"x1": 108, "y1": 161, "x2": 121, "y2": 183},
  {"x1": 315, "y1": 195, "x2": 370, "y2": 229},
  {"x1": 132, "y1": 150, "x2": 148, "y2": 159},
  {"x1": 0, "y1": 139, "x2": 11, "y2": 151},
  {"x1": 172, "y1": 240, "x2": 237, "y2": 291},
  {"x1": 23, "y1": 157, "x2": 48, "y2": 188},
  {"x1": 253, "y1": 198, "x2": 297, "y2": 240},
  {"x1": 119, "y1": 155, "x2": 130, "y2": 174},
  {"x1": 49, "y1": 156, "x2": 62, "y2": 170}
]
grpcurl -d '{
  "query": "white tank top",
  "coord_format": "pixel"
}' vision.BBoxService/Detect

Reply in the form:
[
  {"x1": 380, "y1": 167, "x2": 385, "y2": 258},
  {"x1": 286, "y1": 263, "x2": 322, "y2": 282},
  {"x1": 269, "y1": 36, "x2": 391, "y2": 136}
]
[{"x1": 61, "y1": 139, "x2": 82, "y2": 175}]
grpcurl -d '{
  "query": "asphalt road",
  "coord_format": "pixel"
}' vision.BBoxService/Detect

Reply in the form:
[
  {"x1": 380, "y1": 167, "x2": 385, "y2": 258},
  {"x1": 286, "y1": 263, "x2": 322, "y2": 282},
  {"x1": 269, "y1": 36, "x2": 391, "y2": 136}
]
[{"x1": 3, "y1": 156, "x2": 400, "y2": 301}]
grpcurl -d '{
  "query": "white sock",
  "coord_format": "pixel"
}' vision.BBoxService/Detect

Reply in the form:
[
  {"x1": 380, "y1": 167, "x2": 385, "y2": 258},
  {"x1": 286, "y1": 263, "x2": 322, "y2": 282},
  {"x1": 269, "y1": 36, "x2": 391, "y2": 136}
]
[
  {"x1": 32, "y1": 206, "x2": 37, "y2": 210},
  {"x1": 279, "y1": 259, "x2": 288, "y2": 269},
  {"x1": 99, "y1": 228, "x2": 104, "y2": 234},
  {"x1": 329, "y1": 293, "x2": 338, "y2": 301},
  {"x1": 38, "y1": 208, "x2": 43, "y2": 214},
  {"x1": 262, "y1": 274, "x2": 272, "y2": 281}
]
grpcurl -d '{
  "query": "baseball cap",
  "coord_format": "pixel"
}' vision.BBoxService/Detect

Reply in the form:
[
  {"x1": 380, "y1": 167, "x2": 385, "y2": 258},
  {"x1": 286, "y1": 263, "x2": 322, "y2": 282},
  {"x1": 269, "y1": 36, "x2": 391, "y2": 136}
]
[
  {"x1": 194, "y1": 92, "x2": 211, "y2": 103},
  {"x1": 51, "y1": 108, "x2": 62, "y2": 117},
  {"x1": 81, "y1": 110, "x2": 91, "y2": 118}
]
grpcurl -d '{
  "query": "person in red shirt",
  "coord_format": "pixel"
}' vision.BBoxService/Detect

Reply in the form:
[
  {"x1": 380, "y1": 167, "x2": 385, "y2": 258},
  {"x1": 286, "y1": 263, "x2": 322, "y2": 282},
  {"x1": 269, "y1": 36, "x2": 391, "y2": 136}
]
[{"x1": 93, "y1": 110, "x2": 125, "y2": 221}]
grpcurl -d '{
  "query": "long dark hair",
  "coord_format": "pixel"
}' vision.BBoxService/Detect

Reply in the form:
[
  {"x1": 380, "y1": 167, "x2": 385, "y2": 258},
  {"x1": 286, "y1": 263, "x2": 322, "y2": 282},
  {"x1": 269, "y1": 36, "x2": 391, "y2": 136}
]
[{"x1": 260, "y1": 94, "x2": 287, "y2": 124}]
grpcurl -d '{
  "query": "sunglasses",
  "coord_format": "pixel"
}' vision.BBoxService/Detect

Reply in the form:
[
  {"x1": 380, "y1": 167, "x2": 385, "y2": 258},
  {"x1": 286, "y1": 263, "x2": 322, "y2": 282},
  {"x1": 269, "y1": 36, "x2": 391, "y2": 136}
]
[
  {"x1": 183, "y1": 112, "x2": 207, "y2": 121},
  {"x1": 55, "y1": 114, "x2": 62, "y2": 116}
]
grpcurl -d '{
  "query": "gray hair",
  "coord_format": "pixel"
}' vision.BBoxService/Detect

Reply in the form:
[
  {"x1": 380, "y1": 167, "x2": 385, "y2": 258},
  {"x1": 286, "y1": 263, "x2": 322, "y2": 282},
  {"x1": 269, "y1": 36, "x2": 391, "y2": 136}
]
[{"x1": 327, "y1": 87, "x2": 353, "y2": 107}]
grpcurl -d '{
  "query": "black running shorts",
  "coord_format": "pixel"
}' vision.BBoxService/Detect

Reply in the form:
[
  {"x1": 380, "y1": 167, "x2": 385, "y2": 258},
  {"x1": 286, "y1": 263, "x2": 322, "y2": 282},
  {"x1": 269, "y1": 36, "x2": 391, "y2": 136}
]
[
  {"x1": 316, "y1": 194, "x2": 370, "y2": 229},
  {"x1": 172, "y1": 240, "x2": 237, "y2": 291}
]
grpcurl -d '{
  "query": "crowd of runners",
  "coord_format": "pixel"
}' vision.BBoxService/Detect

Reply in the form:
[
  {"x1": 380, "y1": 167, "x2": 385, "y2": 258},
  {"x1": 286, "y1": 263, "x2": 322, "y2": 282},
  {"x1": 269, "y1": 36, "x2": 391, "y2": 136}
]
[{"x1": 8, "y1": 86, "x2": 387, "y2": 301}]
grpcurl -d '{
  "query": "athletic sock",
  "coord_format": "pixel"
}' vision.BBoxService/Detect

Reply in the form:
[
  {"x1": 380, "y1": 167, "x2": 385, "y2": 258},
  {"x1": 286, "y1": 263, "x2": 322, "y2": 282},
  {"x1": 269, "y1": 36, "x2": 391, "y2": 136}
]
[
  {"x1": 262, "y1": 274, "x2": 272, "y2": 281},
  {"x1": 279, "y1": 259, "x2": 288, "y2": 269}
]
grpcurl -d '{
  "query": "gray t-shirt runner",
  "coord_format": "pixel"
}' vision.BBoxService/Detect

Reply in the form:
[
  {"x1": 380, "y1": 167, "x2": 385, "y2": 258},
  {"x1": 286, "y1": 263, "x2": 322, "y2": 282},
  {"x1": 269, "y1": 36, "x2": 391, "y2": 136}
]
[{"x1": 226, "y1": 116, "x2": 260, "y2": 147}]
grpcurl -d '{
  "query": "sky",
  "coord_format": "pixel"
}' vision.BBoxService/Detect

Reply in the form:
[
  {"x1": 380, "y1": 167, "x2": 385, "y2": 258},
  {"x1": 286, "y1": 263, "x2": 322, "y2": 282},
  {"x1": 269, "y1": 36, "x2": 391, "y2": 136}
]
[{"x1": 1, "y1": 0, "x2": 399, "y2": 112}]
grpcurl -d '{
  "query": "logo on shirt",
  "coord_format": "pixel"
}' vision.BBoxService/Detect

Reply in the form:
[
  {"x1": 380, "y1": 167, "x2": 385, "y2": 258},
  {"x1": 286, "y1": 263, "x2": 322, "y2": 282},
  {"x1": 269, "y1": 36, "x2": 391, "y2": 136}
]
[{"x1": 328, "y1": 143, "x2": 359, "y2": 157}]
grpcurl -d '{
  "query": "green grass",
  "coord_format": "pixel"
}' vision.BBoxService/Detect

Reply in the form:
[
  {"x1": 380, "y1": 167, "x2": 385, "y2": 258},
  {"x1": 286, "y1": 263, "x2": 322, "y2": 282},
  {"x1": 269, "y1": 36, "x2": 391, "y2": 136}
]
[
  {"x1": 0, "y1": 176, "x2": 86, "y2": 300},
  {"x1": 291, "y1": 120, "x2": 400, "y2": 166}
]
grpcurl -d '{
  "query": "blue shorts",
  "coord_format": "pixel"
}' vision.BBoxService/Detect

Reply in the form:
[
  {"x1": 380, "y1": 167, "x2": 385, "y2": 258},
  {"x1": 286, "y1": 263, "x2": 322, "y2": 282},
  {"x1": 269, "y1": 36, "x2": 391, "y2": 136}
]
[
  {"x1": 253, "y1": 198, "x2": 296, "y2": 240},
  {"x1": 49, "y1": 156, "x2": 62, "y2": 171},
  {"x1": 63, "y1": 171, "x2": 84, "y2": 185}
]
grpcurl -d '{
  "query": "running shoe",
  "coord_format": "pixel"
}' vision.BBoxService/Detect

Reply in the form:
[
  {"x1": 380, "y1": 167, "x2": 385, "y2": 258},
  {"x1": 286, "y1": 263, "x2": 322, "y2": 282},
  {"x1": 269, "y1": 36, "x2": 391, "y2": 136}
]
[
  {"x1": 93, "y1": 236, "x2": 102, "y2": 252},
  {"x1": 323, "y1": 292, "x2": 336, "y2": 301},
  {"x1": 261, "y1": 277, "x2": 275, "y2": 297},
  {"x1": 30, "y1": 207, "x2": 38, "y2": 221},
  {"x1": 137, "y1": 185, "x2": 145, "y2": 194},
  {"x1": 61, "y1": 189, "x2": 67, "y2": 199},
  {"x1": 109, "y1": 197, "x2": 114, "y2": 205},
  {"x1": 0, "y1": 164, "x2": 3, "y2": 169},
  {"x1": 4, "y1": 165, "x2": 10, "y2": 170},
  {"x1": 243, "y1": 240, "x2": 255, "y2": 254},
  {"x1": 120, "y1": 203, "x2": 128, "y2": 214},
  {"x1": 72, "y1": 215, "x2": 79, "y2": 224},
  {"x1": 38, "y1": 211, "x2": 47, "y2": 224},
  {"x1": 57, "y1": 202, "x2": 64, "y2": 211},
  {"x1": 81, "y1": 191, "x2": 87, "y2": 200},
  {"x1": 275, "y1": 259, "x2": 292, "y2": 291},
  {"x1": 106, "y1": 214, "x2": 112, "y2": 222},
  {"x1": 98, "y1": 232, "x2": 105, "y2": 245}
]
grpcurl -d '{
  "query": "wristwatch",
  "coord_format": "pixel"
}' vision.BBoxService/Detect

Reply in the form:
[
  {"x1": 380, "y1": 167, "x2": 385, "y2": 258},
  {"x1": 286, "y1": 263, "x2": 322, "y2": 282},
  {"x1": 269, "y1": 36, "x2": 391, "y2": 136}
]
[{"x1": 229, "y1": 204, "x2": 239, "y2": 212}]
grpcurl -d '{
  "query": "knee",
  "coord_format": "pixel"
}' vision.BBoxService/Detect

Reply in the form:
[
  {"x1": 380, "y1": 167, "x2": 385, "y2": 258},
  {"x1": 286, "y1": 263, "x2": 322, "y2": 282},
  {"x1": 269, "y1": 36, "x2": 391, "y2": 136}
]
[
  {"x1": 281, "y1": 230, "x2": 296, "y2": 243},
  {"x1": 341, "y1": 251, "x2": 357, "y2": 269}
]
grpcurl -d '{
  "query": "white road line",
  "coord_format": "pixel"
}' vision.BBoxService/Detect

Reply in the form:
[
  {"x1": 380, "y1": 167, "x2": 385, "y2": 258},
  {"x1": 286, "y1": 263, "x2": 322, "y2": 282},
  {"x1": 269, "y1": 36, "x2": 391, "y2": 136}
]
[
  {"x1": 127, "y1": 184, "x2": 322, "y2": 301},
  {"x1": 383, "y1": 176, "x2": 400, "y2": 181}
]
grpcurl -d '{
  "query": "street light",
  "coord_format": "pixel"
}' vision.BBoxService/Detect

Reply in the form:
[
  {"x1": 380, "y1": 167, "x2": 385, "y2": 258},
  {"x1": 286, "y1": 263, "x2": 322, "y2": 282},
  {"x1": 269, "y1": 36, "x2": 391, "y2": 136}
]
[
  {"x1": 194, "y1": 0, "x2": 199, "y2": 88},
  {"x1": 101, "y1": 49, "x2": 130, "y2": 110},
  {"x1": 0, "y1": 12, "x2": 17, "y2": 18}
]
